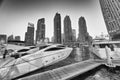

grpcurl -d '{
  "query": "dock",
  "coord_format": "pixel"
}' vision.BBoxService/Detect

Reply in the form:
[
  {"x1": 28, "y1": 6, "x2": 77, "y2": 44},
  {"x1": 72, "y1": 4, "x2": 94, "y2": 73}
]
[{"x1": 18, "y1": 59, "x2": 101, "y2": 80}]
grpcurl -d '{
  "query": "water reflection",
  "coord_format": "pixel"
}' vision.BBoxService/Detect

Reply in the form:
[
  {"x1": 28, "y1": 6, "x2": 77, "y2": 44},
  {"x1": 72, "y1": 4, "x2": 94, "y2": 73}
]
[{"x1": 71, "y1": 46, "x2": 91, "y2": 62}]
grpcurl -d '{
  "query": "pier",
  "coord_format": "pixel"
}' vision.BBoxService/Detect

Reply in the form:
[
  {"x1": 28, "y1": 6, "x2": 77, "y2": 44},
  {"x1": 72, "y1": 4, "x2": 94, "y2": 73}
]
[{"x1": 18, "y1": 59, "x2": 101, "y2": 80}]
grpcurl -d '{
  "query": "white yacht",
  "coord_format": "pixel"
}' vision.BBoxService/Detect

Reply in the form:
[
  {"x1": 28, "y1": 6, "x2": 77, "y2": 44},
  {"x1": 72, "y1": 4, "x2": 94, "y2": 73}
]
[
  {"x1": 91, "y1": 40, "x2": 120, "y2": 60},
  {"x1": 0, "y1": 44, "x2": 73, "y2": 80},
  {"x1": 0, "y1": 44, "x2": 39, "y2": 59},
  {"x1": 10, "y1": 46, "x2": 39, "y2": 58}
]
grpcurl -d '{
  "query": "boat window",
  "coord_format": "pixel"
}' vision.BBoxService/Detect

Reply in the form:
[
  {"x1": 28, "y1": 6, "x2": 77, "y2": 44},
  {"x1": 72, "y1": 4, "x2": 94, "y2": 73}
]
[
  {"x1": 30, "y1": 47, "x2": 36, "y2": 49},
  {"x1": 39, "y1": 45, "x2": 49, "y2": 50},
  {"x1": 45, "y1": 47, "x2": 64, "y2": 51},
  {"x1": 93, "y1": 44, "x2": 99, "y2": 48},
  {"x1": 99, "y1": 44, "x2": 109, "y2": 48},
  {"x1": 57, "y1": 45, "x2": 65, "y2": 47},
  {"x1": 21, "y1": 53, "x2": 29, "y2": 56},
  {"x1": 17, "y1": 49, "x2": 30, "y2": 52}
]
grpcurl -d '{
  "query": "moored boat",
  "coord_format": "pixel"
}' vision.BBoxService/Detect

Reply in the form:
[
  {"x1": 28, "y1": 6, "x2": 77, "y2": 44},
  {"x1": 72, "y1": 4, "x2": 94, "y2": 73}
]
[
  {"x1": 0, "y1": 44, "x2": 73, "y2": 80},
  {"x1": 91, "y1": 40, "x2": 120, "y2": 60}
]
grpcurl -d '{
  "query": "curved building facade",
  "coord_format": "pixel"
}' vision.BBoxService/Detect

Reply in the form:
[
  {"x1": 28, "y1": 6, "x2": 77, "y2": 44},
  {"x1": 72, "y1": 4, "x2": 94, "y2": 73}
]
[{"x1": 99, "y1": 0, "x2": 120, "y2": 40}]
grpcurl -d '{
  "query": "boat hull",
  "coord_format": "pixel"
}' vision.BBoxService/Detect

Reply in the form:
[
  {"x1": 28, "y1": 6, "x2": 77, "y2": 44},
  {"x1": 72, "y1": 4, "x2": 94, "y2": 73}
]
[
  {"x1": 0, "y1": 47, "x2": 73, "y2": 80},
  {"x1": 91, "y1": 47, "x2": 120, "y2": 60}
]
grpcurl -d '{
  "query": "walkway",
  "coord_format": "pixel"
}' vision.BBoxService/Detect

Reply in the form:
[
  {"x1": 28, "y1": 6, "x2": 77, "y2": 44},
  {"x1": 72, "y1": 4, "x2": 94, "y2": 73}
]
[{"x1": 19, "y1": 59, "x2": 101, "y2": 80}]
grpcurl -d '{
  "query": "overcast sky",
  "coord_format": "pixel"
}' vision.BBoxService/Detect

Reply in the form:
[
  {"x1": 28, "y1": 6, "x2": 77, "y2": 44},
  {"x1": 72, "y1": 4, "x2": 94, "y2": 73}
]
[{"x1": 0, "y1": 0, "x2": 107, "y2": 40}]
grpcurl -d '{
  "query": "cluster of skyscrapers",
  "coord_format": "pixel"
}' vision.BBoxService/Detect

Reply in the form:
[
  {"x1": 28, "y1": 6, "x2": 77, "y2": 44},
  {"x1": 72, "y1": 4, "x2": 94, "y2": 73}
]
[
  {"x1": 53, "y1": 13, "x2": 91, "y2": 45},
  {"x1": 0, "y1": 13, "x2": 91, "y2": 46},
  {"x1": 8, "y1": 35, "x2": 21, "y2": 41},
  {"x1": 25, "y1": 18, "x2": 45, "y2": 46},
  {"x1": 0, "y1": 34, "x2": 21, "y2": 44},
  {"x1": 25, "y1": 0, "x2": 120, "y2": 45},
  {"x1": 1, "y1": 0, "x2": 120, "y2": 46},
  {"x1": 24, "y1": 12, "x2": 92, "y2": 46}
]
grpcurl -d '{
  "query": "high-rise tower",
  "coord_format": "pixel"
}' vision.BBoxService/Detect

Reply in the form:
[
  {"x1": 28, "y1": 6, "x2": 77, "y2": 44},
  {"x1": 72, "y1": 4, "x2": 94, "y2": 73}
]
[
  {"x1": 25, "y1": 22, "x2": 34, "y2": 46},
  {"x1": 99, "y1": 0, "x2": 120, "y2": 40},
  {"x1": 54, "y1": 13, "x2": 61, "y2": 43},
  {"x1": 64, "y1": 15, "x2": 73, "y2": 43},
  {"x1": 78, "y1": 16, "x2": 88, "y2": 42},
  {"x1": 36, "y1": 18, "x2": 45, "y2": 44}
]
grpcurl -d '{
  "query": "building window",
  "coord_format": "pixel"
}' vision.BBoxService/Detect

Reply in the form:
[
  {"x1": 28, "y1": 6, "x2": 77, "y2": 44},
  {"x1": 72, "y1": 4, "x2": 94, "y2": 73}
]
[
  {"x1": 45, "y1": 47, "x2": 64, "y2": 51},
  {"x1": 109, "y1": 23, "x2": 112, "y2": 32}
]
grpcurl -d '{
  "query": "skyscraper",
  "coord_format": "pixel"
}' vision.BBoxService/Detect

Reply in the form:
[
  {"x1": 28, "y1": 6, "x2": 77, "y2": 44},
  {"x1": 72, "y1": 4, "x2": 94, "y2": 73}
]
[
  {"x1": 25, "y1": 22, "x2": 34, "y2": 46},
  {"x1": 99, "y1": 0, "x2": 120, "y2": 40},
  {"x1": 54, "y1": 13, "x2": 61, "y2": 43},
  {"x1": 64, "y1": 15, "x2": 73, "y2": 43},
  {"x1": 36, "y1": 18, "x2": 45, "y2": 44},
  {"x1": 78, "y1": 16, "x2": 88, "y2": 42}
]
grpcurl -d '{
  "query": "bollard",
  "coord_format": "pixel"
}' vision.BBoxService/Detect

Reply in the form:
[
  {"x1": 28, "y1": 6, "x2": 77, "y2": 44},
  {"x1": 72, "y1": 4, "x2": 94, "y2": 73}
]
[{"x1": 105, "y1": 46, "x2": 115, "y2": 67}]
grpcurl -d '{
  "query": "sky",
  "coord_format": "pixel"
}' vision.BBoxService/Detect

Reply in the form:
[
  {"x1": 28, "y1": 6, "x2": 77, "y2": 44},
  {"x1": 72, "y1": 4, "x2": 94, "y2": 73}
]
[{"x1": 0, "y1": 0, "x2": 108, "y2": 41}]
